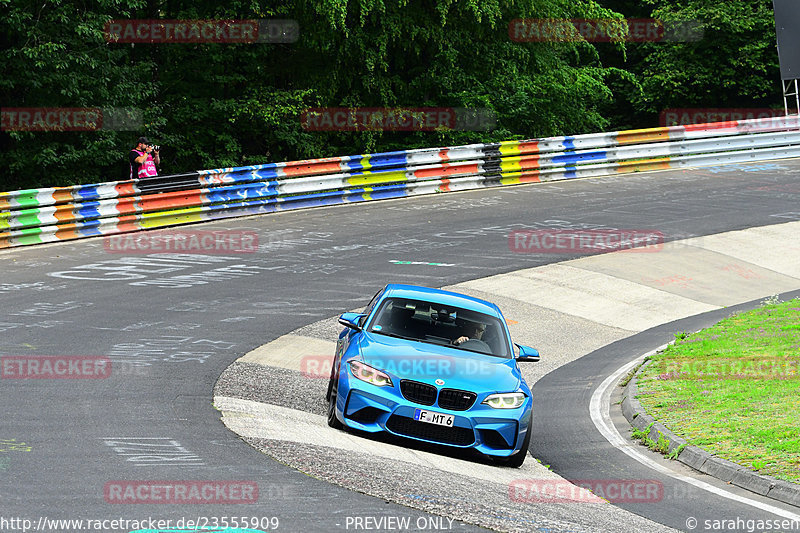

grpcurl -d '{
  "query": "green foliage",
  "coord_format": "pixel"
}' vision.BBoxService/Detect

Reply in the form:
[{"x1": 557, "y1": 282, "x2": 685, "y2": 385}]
[
  {"x1": 674, "y1": 331, "x2": 689, "y2": 342},
  {"x1": 632, "y1": 0, "x2": 782, "y2": 113},
  {"x1": 0, "y1": 0, "x2": 786, "y2": 191},
  {"x1": 1, "y1": 0, "x2": 154, "y2": 188}
]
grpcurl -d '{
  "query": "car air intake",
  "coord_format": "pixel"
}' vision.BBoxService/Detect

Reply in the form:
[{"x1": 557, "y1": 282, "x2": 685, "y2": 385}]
[
  {"x1": 347, "y1": 407, "x2": 384, "y2": 425},
  {"x1": 437, "y1": 388, "x2": 477, "y2": 411},
  {"x1": 479, "y1": 428, "x2": 515, "y2": 450},
  {"x1": 399, "y1": 380, "x2": 436, "y2": 406}
]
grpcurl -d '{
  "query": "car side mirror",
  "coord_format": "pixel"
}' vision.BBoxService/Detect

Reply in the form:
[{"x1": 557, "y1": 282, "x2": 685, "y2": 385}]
[
  {"x1": 515, "y1": 344, "x2": 540, "y2": 362},
  {"x1": 338, "y1": 312, "x2": 365, "y2": 331}
]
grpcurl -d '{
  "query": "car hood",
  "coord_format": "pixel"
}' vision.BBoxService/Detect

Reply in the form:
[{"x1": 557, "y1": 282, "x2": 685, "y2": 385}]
[{"x1": 356, "y1": 332, "x2": 522, "y2": 393}]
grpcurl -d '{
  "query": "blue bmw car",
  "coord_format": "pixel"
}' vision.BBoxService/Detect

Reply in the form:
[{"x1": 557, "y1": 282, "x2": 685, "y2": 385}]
[{"x1": 326, "y1": 284, "x2": 540, "y2": 467}]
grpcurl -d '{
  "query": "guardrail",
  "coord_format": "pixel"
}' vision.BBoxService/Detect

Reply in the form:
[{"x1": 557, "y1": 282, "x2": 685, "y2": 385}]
[{"x1": 2, "y1": 115, "x2": 799, "y2": 250}]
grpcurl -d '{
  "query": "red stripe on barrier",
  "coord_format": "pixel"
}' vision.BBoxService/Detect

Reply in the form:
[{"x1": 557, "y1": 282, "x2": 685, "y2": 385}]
[
  {"x1": 518, "y1": 155, "x2": 542, "y2": 170},
  {"x1": 282, "y1": 160, "x2": 344, "y2": 177},
  {"x1": 516, "y1": 172, "x2": 541, "y2": 183},
  {"x1": 683, "y1": 120, "x2": 740, "y2": 132},
  {"x1": 516, "y1": 141, "x2": 540, "y2": 153},
  {"x1": 115, "y1": 183, "x2": 137, "y2": 196},
  {"x1": 412, "y1": 163, "x2": 480, "y2": 179},
  {"x1": 137, "y1": 191, "x2": 205, "y2": 211},
  {"x1": 116, "y1": 215, "x2": 140, "y2": 233}
]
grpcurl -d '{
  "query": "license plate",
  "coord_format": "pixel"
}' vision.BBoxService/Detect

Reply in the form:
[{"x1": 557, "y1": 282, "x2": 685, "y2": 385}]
[{"x1": 414, "y1": 408, "x2": 454, "y2": 427}]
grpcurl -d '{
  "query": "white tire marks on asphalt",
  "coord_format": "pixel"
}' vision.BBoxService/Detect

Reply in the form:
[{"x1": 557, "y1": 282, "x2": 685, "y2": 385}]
[{"x1": 215, "y1": 395, "x2": 568, "y2": 489}]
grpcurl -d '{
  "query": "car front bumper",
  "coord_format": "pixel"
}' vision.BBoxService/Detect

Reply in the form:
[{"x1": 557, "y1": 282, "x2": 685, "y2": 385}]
[{"x1": 335, "y1": 374, "x2": 532, "y2": 459}]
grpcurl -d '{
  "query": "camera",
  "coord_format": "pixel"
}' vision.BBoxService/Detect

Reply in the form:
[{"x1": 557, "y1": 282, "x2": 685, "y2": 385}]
[{"x1": 148, "y1": 144, "x2": 161, "y2": 152}]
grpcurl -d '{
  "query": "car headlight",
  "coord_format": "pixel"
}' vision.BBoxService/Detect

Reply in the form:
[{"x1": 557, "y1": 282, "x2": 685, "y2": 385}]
[
  {"x1": 349, "y1": 361, "x2": 393, "y2": 387},
  {"x1": 483, "y1": 392, "x2": 526, "y2": 409}
]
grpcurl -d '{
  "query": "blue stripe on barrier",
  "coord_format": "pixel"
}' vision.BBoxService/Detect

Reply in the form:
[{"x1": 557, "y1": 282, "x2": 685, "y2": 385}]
[
  {"x1": 251, "y1": 169, "x2": 281, "y2": 181},
  {"x1": 344, "y1": 158, "x2": 369, "y2": 172},
  {"x1": 77, "y1": 219, "x2": 103, "y2": 236},
  {"x1": 75, "y1": 185, "x2": 102, "y2": 201},
  {"x1": 77, "y1": 203, "x2": 102, "y2": 219},
  {"x1": 204, "y1": 197, "x2": 276, "y2": 213},
  {"x1": 364, "y1": 152, "x2": 410, "y2": 169},
  {"x1": 209, "y1": 203, "x2": 277, "y2": 219},
  {"x1": 204, "y1": 182, "x2": 279, "y2": 203},
  {"x1": 553, "y1": 151, "x2": 607, "y2": 165},
  {"x1": 205, "y1": 169, "x2": 280, "y2": 184}
]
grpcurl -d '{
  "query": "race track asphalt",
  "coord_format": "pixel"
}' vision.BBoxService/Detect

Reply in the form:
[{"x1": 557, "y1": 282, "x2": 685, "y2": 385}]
[{"x1": 1, "y1": 159, "x2": 799, "y2": 532}]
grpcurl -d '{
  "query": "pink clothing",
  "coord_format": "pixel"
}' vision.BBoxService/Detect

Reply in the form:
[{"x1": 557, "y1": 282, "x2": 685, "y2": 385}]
[{"x1": 130, "y1": 149, "x2": 158, "y2": 179}]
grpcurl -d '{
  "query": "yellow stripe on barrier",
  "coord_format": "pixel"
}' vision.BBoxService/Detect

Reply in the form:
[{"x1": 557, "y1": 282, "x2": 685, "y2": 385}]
[
  {"x1": 500, "y1": 158, "x2": 523, "y2": 172},
  {"x1": 498, "y1": 140, "x2": 541, "y2": 157},
  {"x1": 346, "y1": 170, "x2": 407, "y2": 187},
  {"x1": 615, "y1": 158, "x2": 674, "y2": 172},
  {"x1": 616, "y1": 128, "x2": 672, "y2": 145},
  {"x1": 139, "y1": 207, "x2": 206, "y2": 229}
]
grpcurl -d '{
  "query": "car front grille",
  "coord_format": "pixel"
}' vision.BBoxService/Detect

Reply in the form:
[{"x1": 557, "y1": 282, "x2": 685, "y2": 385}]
[
  {"x1": 437, "y1": 388, "x2": 477, "y2": 411},
  {"x1": 386, "y1": 415, "x2": 475, "y2": 446},
  {"x1": 400, "y1": 380, "x2": 436, "y2": 406}
]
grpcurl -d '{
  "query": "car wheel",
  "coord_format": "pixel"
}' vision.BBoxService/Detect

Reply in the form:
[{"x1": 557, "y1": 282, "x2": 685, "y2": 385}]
[
  {"x1": 327, "y1": 387, "x2": 343, "y2": 429},
  {"x1": 502, "y1": 411, "x2": 532, "y2": 468}
]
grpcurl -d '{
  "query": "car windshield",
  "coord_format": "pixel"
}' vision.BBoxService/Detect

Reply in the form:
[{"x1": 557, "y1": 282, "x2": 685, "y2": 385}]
[{"x1": 366, "y1": 297, "x2": 512, "y2": 358}]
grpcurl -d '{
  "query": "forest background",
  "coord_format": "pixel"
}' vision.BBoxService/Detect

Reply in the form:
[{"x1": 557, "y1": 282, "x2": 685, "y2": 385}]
[{"x1": 0, "y1": 0, "x2": 783, "y2": 190}]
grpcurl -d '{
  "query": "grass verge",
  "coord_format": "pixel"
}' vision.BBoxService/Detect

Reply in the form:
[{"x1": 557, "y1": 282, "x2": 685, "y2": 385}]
[{"x1": 635, "y1": 297, "x2": 800, "y2": 483}]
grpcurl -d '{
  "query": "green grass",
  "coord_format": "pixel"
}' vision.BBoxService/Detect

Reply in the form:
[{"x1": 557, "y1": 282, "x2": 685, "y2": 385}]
[{"x1": 635, "y1": 298, "x2": 800, "y2": 483}]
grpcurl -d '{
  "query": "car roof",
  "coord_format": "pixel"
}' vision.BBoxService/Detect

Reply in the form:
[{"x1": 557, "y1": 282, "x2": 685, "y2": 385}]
[{"x1": 381, "y1": 284, "x2": 502, "y2": 317}]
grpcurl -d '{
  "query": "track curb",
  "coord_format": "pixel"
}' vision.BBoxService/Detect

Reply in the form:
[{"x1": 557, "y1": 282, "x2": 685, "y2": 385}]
[{"x1": 622, "y1": 358, "x2": 800, "y2": 508}]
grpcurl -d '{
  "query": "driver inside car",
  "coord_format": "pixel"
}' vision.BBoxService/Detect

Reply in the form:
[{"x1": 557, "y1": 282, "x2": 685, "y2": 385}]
[{"x1": 452, "y1": 320, "x2": 486, "y2": 346}]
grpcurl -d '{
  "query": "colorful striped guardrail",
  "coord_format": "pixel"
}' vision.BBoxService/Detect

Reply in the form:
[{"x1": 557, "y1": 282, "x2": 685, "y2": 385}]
[{"x1": 1, "y1": 115, "x2": 799, "y2": 250}]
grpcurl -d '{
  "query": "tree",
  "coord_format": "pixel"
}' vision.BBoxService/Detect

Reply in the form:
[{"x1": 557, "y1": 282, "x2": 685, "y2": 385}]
[
  {"x1": 633, "y1": 0, "x2": 782, "y2": 115},
  {"x1": 2, "y1": 0, "x2": 635, "y2": 190}
]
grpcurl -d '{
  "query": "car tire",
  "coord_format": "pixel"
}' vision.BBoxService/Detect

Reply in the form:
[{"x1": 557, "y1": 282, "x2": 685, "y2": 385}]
[
  {"x1": 325, "y1": 362, "x2": 336, "y2": 401},
  {"x1": 502, "y1": 411, "x2": 532, "y2": 468},
  {"x1": 327, "y1": 387, "x2": 343, "y2": 429}
]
